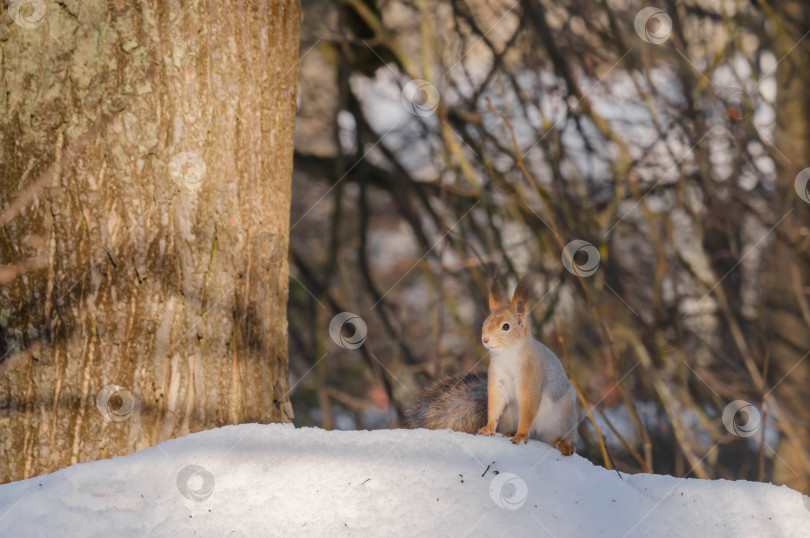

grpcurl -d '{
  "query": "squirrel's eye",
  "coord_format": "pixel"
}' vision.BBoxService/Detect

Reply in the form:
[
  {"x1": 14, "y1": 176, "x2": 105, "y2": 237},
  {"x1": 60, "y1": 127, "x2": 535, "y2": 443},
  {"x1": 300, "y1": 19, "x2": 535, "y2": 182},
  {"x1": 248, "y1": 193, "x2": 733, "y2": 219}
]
[{"x1": 501, "y1": 323, "x2": 510, "y2": 331}]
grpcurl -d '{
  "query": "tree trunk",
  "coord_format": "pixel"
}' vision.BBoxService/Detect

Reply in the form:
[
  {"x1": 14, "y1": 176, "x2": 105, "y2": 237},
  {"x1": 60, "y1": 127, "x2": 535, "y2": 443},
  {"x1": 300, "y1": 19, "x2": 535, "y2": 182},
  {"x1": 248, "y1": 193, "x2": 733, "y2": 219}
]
[
  {"x1": 0, "y1": 0, "x2": 299, "y2": 483},
  {"x1": 767, "y1": 1, "x2": 810, "y2": 494}
]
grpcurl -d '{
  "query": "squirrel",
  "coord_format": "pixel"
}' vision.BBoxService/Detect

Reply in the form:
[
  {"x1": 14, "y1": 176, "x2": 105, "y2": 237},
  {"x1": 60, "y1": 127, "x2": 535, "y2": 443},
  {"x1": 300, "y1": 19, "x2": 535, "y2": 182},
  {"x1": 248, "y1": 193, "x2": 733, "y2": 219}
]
[{"x1": 406, "y1": 274, "x2": 578, "y2": 456}]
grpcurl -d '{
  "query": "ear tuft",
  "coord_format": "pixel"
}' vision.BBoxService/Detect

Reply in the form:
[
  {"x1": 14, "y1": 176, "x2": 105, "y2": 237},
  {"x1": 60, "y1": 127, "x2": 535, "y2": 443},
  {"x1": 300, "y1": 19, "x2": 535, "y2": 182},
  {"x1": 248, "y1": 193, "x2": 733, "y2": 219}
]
[
  {"x1": 514, "y1": 299, "x2": 527, "y2": 326},
  {"x1": 488, "y1": 271, "x2": 508, "y2": 312},
  {"x1": 510, "y1": 275, "x2": 535, "y2": 317}
]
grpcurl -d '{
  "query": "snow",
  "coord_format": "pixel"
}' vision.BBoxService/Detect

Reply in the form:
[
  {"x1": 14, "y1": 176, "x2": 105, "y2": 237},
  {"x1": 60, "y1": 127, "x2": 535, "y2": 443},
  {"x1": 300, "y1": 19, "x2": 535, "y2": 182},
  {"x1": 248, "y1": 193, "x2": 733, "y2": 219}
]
[{"x1": 0, "y1": 425, "x2": 808, "y2": 537}]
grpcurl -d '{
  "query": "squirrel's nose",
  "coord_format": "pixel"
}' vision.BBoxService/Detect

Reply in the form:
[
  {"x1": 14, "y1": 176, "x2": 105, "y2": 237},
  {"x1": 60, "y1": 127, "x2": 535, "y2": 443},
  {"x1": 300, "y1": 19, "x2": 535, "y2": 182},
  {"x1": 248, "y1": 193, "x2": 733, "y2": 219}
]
[{"x1": 482, "y1": 336, "x2": 489, "y2": 344}]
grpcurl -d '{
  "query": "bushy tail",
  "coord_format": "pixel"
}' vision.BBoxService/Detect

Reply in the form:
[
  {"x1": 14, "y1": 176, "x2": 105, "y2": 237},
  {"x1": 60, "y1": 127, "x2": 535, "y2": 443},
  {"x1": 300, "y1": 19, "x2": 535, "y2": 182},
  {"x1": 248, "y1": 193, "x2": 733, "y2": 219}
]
[{"x1": 404, "y1": 371, "x2": 488, "y2": 433}]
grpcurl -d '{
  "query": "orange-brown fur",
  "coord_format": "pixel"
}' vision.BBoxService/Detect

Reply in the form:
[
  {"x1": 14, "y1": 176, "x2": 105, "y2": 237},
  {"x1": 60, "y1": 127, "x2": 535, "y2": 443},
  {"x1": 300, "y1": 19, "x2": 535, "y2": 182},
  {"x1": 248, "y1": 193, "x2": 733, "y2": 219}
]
[
  {"x1": 513, "y1": 361, "x2": 542, "y2": 444},
  {"x1": 478, "y1": 275, "x2": 540, "y2": 444},
  {"x1": 477, "y1": 273, "x2": 578, "y2": 454},
  {"x1": 406, "y1": 273, "x2": 578, "y2": 456}
]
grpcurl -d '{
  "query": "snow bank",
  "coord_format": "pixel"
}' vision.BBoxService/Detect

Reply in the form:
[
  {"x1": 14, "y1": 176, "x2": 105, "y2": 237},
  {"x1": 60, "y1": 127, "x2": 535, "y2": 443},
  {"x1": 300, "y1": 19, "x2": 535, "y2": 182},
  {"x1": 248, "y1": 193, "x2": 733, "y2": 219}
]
[{"x1": 0, "y1": 424, "x2": 807, "y2": 536}]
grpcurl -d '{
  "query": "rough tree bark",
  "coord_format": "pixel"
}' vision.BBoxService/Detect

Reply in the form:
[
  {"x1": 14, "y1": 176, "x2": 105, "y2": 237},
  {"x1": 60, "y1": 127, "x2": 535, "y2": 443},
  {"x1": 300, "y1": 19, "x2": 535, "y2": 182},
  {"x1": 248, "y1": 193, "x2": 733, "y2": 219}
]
[
  {"x1": 767, "y1": 0, "x2": 810, "y2": 494},
  {"x1": 0, "y1": 0, "x2": 299, "y2": 483}
]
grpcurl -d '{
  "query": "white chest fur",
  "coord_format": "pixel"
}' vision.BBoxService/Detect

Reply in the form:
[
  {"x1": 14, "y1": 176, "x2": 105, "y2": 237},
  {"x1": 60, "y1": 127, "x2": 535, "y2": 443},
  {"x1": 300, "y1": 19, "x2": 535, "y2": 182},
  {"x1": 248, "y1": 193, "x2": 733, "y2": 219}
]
[{"x1": 489, "y1": 350, "x2": 522, "y2": 404}]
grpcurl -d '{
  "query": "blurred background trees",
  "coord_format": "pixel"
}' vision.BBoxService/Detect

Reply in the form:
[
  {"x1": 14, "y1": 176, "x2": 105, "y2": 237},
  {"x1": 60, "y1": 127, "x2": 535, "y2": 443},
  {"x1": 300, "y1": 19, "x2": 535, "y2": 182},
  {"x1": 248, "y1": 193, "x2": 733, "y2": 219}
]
[{"x1": 290, "y1": 0, "x2": 810, "y2": 494}]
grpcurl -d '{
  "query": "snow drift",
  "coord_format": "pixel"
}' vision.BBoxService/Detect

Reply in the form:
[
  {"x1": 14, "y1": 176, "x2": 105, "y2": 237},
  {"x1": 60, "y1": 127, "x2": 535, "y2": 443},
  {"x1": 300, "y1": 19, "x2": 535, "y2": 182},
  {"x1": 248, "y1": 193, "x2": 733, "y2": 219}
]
[{"x1": 0, "y1": 424, "x2": 808, "y2": 536}]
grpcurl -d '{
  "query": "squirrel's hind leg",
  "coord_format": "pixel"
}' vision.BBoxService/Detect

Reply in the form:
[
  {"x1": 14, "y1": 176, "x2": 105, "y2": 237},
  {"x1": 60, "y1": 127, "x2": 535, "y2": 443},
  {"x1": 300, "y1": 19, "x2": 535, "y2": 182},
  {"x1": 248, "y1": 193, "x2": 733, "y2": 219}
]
[
  {"x1": 551, "y1": 392, "x2": 578, "y2": 456},
  {"x1": 552, "y1": 438, "x2": 576, "y2": 455}
]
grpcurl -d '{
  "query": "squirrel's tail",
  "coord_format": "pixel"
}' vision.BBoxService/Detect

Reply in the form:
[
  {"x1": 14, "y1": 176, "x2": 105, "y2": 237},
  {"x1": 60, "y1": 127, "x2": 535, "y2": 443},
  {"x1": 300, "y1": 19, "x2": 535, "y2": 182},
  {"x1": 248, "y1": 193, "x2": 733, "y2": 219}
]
[{"x1": 404, "y1": 371, "x2": 488, "y2": 433}]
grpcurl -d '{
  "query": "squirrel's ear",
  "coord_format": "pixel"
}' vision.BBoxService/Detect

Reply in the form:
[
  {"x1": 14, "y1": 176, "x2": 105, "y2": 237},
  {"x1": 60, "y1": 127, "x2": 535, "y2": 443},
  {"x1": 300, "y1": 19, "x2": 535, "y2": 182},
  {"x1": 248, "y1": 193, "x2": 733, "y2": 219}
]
[
  {"x1": 488, "y1": 273, "x2": 507, "y2": 312},
  {"x1": 510, "y1": 276, "x2": 535, "y2": 324}
]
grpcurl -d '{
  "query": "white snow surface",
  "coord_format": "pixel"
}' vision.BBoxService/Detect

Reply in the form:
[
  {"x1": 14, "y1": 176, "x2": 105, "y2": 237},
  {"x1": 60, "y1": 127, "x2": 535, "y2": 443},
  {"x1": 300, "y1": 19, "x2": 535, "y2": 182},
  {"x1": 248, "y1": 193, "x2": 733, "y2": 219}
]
[{"x1": 0, "y1": 424, "x2": 808, "y2": 537}]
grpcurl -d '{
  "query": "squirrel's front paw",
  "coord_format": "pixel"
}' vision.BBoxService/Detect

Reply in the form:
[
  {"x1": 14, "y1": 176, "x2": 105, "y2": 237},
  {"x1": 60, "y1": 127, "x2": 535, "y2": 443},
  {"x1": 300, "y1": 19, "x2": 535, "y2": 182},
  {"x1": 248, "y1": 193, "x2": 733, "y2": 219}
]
[
  {"x1": 477, "y1": 423, "x2": 497, "y2": 436},
  {"x1": 510, "y1": 432, "x2": 529, "y2": 445}
]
